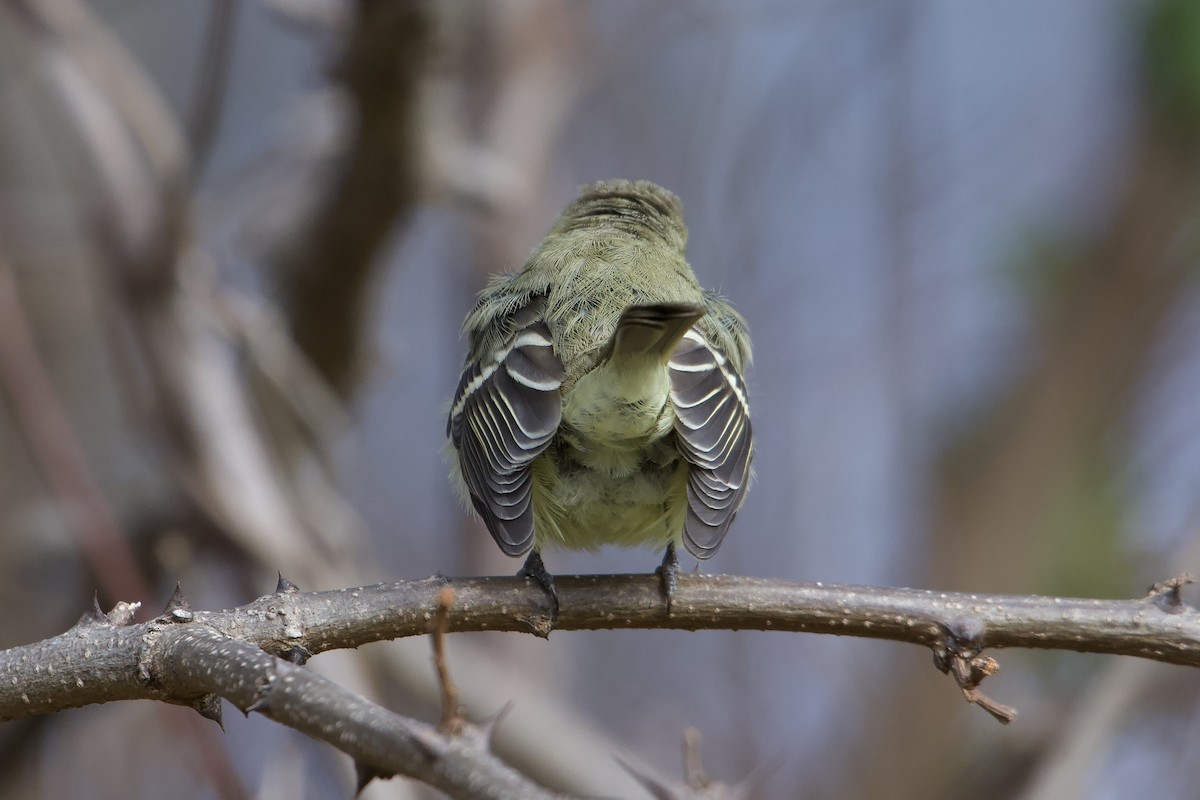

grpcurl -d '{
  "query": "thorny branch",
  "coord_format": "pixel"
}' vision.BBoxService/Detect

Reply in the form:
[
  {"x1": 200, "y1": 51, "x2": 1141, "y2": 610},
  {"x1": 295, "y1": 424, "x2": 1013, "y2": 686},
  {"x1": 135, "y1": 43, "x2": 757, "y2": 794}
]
[
  {"x1": 155, "y1": 594, "x2": 568, "y2": 800},
  {"x1": 0, "y1": 573, "x2": 1197, "y2": 796},
  {"x1": 3, "y1": 572, "x2": 1199, "y2": 716}
]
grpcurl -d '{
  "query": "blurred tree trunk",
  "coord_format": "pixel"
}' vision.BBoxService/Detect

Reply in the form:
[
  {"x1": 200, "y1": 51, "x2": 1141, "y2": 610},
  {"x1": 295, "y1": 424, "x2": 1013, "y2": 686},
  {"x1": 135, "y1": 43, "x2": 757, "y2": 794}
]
[{"x1": 273, "y1": 0, "x2": 430, "y2": 399}]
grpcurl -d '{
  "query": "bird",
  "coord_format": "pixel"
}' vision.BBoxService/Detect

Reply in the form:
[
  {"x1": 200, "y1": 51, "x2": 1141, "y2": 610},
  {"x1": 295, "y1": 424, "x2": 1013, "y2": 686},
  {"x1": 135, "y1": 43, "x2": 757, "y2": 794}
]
[{"x1": 446, "y1": 179, "x2": 753, "y2": 615}]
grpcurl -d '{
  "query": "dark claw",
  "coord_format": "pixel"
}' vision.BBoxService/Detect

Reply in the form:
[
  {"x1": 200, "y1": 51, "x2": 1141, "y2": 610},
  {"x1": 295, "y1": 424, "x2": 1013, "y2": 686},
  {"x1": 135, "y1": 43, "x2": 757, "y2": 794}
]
[
  {"x1": 657, "y1": 543, "x2": 680, "y2": 613},
  {"x1": 518, "y1": 550, "x2": 559, "y2": 622}
]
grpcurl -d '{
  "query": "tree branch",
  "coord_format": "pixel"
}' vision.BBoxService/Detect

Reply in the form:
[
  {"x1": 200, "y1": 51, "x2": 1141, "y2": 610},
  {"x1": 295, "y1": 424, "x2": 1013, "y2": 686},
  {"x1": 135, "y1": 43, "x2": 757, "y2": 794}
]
[
  {"x1": 159, "y1": 626, "x2": 568, "y2": 800},
  {"x1": 2, "y1": 573, "x2": 1196, "y2": 794},
  {"x1": 3, "y1": 573, "x2": 1198, "y2": 722}
]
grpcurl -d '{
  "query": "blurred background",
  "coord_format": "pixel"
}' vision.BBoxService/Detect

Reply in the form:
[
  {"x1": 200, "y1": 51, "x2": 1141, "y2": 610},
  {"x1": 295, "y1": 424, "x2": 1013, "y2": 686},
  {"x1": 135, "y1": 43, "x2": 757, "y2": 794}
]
[{"x1": 3, "y1": 0, "x2": 1200, "y2": 797}]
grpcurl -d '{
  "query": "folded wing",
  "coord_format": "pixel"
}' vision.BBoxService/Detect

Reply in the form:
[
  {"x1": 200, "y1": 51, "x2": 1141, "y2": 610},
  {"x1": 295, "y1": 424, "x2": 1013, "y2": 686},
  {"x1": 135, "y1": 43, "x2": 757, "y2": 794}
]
[
  {"x1": 668, "y1": 328, "x2": 753, "y2": 558},
  {"x1": 448, "y1": 300, "x2": 564, "y2": 555}
]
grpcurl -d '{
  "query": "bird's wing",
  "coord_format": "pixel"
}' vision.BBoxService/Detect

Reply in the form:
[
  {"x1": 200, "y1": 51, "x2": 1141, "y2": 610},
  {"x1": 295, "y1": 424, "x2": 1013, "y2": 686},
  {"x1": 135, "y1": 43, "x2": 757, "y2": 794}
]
[
  {"x1": 448, "y1": 298, "x2": 564, "y2": 555},
  {"x1": 668, "y1": 327, "x2": 753, "y2": 558}
]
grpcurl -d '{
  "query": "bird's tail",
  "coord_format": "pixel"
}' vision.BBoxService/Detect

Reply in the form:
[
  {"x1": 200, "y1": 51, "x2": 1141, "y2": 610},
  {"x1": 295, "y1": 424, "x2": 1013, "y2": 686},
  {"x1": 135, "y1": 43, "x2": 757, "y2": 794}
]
[{"x1": 606, "y1": 302, "x2": 705, "y2": 364}]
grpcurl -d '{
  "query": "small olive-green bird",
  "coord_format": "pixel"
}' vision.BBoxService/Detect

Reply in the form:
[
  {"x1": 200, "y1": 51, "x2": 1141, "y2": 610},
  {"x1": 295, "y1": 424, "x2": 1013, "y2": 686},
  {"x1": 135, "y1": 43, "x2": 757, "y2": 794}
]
[{"x1": 447, "y1": 179, "x2": 753, "y2": 609}]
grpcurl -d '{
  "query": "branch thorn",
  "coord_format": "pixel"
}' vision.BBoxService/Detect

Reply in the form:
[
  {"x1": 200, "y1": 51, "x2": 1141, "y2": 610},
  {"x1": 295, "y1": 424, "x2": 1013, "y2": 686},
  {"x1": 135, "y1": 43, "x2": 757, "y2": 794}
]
[
  {"x1": 76, "y1": 592, "x2": 109, "y2": 627},
  {"x1": 244, "y1": 694, "x2": 270, "y2": 716},
  {"x1": 1147, "y1": 573, "x2": 1194, "y2": 614},
  {"x1": 275, "y1": 572, "x2": 300, "y2": 594},
  {"x1": 476, "y1": 701, "x2": 514, "y2": 750},
  {"x1": 354, "y1": 761, "x2": 392, "y2": 796},
  {"x1": 192, "y1": 694, "x2": 223, "y2": 729},
  {"x1": 163, "y1": 583, "x2": 193, "y2": 622}
]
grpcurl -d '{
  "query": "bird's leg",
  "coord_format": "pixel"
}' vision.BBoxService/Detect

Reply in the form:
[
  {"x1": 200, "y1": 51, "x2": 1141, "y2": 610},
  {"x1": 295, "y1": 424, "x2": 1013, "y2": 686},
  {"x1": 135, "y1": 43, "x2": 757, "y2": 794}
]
[
  {"x1": 517, "y1": 550, "x2": 559, "y2": 622},
  {"x1": 657, "y1": 542, "x2": 680, "y2": 612}
]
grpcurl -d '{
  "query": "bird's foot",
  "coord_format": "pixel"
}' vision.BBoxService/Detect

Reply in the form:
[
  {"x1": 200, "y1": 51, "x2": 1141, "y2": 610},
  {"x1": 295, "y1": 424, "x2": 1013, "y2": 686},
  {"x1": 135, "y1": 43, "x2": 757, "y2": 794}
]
[
  {"x1": 517, "y1": 550, "x2": 559, "y2": 626},
  {"x1": 656, "y1": 543, "x2": 680, "y2": 613}
]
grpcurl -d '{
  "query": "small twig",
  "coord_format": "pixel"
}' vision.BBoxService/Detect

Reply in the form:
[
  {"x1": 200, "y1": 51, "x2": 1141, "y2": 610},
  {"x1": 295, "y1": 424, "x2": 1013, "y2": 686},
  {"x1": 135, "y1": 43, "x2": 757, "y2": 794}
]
[
  {"x1": 946, "y1": 653, "x2": 1017, "y2": 725},
  {"x1": 431, "y1": 585, "x2": 463, "y2": 735},
  {"x1": 933, "y1": 616, "x2": 1017, "y2": 724}
]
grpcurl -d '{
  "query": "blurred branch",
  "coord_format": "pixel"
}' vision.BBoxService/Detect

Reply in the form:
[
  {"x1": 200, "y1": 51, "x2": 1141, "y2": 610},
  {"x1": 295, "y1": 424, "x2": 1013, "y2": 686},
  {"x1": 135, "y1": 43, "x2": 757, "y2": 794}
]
[
  {"x1": 618, "y1": 726, "x2": 774, "y2": 800},
  {"x1": 0, "y1": 257, "x2": 148, "y2": 601},
  {"x1": 1015, "y1": 658, "x2": 1155, "y2": 800},
  {"x1": 123, "y1": 258, "x2": 326, "y2": 573},
  {"x1": 273, "y1": 0, "x2": 431, "y2": 397},
  {"x1": 18, "y1": 0, "x2": 321, "y2": 575},
  {"x1": 4, "y1": 573, "x2": 1200, "y2": 724},
  {"x1": 427, "y1": 1, "x2": 582, "y2": 267},
  {"x1": 187, "y1": 0, "x2": 239, "y2": 178}
]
